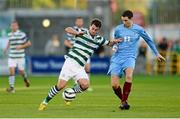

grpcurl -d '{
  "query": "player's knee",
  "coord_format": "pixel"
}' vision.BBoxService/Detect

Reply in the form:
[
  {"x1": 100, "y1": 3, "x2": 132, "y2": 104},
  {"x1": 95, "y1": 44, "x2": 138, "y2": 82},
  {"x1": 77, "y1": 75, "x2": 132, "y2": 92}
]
[
  {"x1": 85, "y1": 70, "x2": 90, "y2": 74},
  {"x1": 56, "y1": 84, "x2": 64, "y2": 90},
  {"x1": 19, "y1": 70, "x2": 24, "y2": 75},
  {"x1": 112, "y1": 84, "x2": 119, "y2": 89},
  {"x1": 85, "y1": 68, "x2": 90, "y2": 73},
  {"x1": 9, "y1": 72, "x2": 15, "y2": 76},
  {"x1": 57, "y1": 79, "x2": 68, "y2": 90},
  {"x1": 111, "y1": 79, "x2": 119, "y2": 88},
  {"x1": 125, "y1": 75, "x2": 133, "y2": 82},
  {"x1": 80, "y1": 82, "x2": 89, "y2": 91},
  {"x1": 9, "y1": 70, "x2": 15, "y2": 75}
]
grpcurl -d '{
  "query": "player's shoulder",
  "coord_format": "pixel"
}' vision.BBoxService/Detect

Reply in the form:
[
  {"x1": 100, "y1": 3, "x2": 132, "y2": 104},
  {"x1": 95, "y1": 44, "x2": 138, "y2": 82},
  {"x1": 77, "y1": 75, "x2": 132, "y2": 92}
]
[
  {"x1": 115, "y1": 24, "x2": 124, "y2": 30},
  {"x1": 133, "y1": 24, "x2": 144, "y2": 31},
  {"x1": 95, "y1": 34, "x2": 103, "y2": 40},
  {"x1": 18, "y1": 30, "x2": 26, "y2": 36}
]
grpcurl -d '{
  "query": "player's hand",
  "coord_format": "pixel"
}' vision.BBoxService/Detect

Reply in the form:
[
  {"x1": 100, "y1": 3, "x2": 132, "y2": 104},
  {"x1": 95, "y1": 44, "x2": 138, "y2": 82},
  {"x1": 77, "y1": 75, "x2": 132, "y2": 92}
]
[
  {"x1": 108, "y1": 38, "x2": 123, "y2": 46},
  {"x1": 113, "y1": 38, "x2": 123, "y2": 43},
  {"x1": 76, "y1": 32, "x2": 84, "y2": 36},
  {"x1": 16, "y1": 45, "x2": 22, "y2": 50},
  {"x1": 156, "y1": 54, "x2": 166, "y2": 62}
]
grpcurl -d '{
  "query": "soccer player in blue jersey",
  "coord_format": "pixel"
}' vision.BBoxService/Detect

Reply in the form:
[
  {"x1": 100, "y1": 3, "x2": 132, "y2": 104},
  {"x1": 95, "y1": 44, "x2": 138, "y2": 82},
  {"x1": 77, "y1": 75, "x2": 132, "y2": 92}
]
[{"x1": 108, "y1": 10, "x2": 166, "y2": 110}]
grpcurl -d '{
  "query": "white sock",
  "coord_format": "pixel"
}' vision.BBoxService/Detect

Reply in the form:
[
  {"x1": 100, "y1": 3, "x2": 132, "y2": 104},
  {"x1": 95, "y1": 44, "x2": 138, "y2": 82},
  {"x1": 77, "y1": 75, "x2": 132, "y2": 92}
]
[
  {"x1": 72, "y1": 84, "x2": 83, "y2": 93},
  {"x1": 9, "y1": 76, "x2": 15, "y2": 88}
]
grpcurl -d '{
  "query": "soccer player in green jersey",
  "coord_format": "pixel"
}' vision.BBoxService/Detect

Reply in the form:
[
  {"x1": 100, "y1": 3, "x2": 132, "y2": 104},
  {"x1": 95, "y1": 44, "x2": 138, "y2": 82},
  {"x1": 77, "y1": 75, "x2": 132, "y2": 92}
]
[
  {"x1": 64, "y1": 17, "x2": 91, "y2": 89},
  {"x1": 38, "y1": 18, "x2": 121, "y2": 111},
  {"x1": 4, "y1": 21, "x2": 31, "y2": 93}
]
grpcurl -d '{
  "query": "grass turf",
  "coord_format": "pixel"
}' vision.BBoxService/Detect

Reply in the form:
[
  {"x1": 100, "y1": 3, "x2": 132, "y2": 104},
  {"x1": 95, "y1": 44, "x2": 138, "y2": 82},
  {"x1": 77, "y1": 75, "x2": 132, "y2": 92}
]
[{"x1": 0, "y1": 74, "x2": 180, "y2": 118}]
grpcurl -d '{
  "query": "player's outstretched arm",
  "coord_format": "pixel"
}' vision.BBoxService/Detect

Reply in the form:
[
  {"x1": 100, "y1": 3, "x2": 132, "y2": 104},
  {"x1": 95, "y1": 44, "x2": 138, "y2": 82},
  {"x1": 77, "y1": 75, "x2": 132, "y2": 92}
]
[
  {"x1": 65, "y1": 27, "x2": 84, "y2": 36},
  {"x1": 107, "y1": 38, "x2": 123, "y2": 46},
  {"x1": 16, "y1": 41, "x2": 31, "y2": 50}
]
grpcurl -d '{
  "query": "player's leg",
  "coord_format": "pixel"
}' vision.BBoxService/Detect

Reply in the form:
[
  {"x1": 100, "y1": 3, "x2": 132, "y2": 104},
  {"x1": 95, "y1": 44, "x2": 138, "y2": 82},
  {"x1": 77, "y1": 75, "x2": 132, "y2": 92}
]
[
  {"x1": 108, "y1": 62, "x2": 123, "y2": 102},
  {"x1": 43, "y1": 79, "x2": 68, "y2": 104},
  {"x1": 120, "y1": 58, "x2": 135, "y2": 110},
  {"x1": 111, "y1": 75, "x2": 123, "y2": 101},
  {"x1": 7, "y1": 67, "x2": 16, "y2": 93},
  {"x1": 38, "y1": 79, "x2": 68, "y2": 111},
  {"x1": 120, "y1": 67, "x2": 133, "y2": 110},
  {"x1": 7, "y1": 58, "x2": 16, "y2": 93},
  {"x1": 72, "y1": 66, "x2": 89, "y2": 93},
  {"x1": 72, "y1": 78, "x2": 89, "y2": 93},
  {"x1": 39, "y1": 58, "x2": 72, "y2": 111},
  {"x1": 85, "y1": 59, "x2": 90, "y2": 78},
  {"x1": 19, "y1": 70, "x2": 30, "y2": 87},
  {"x1": 18, "y1": 58, "x2": 30, "y2": 87},
  {"x1": 85, "y1": 59, "x2": 93, "y2": 91}
]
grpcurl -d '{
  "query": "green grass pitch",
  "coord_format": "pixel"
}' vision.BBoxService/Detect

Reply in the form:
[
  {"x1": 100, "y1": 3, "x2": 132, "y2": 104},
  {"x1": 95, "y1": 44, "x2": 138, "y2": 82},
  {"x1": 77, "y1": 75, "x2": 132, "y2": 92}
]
[{"x1": 0, "y1": 74, "x2": 180, "y2": 118}]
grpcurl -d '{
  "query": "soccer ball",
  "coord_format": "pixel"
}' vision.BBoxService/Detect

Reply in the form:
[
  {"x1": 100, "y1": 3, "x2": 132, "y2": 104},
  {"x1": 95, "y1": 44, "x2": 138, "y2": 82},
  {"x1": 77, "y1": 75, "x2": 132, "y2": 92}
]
[{"x1": 62, "y1": 88, "x2": 76, "y2": 101}]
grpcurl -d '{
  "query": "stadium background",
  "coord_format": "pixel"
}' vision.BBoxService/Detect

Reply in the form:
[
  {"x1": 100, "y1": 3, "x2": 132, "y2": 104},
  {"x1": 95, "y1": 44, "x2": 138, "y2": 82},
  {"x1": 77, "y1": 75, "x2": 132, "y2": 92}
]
[
  {"x1": 0, "y1": 0, "x2": 180, "y2": 118},
  {"x1": 0, "y1": 0, "x2": 179, "y2": 75}
]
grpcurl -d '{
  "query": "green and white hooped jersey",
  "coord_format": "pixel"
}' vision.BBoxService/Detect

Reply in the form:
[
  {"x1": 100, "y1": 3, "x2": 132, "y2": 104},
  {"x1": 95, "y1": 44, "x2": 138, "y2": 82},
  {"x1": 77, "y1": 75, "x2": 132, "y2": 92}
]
[
  {"x1": 66, "y1": 26, "x2": 88, "y2": 44},
  {"x1": 66, "y1": 31, "x2": 109, "y2": 67},
  {"x1": 8, "y1": 30, "x2": 28, "y2": 58}
]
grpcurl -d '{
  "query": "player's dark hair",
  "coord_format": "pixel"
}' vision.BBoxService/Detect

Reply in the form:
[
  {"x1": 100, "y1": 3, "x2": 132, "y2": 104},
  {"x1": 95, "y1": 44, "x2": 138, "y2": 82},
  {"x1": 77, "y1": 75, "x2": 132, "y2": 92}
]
[
  {"x1": 122, "y1": 10, "x2": 133, "y2": 19},
  {"x1": 76, "y1": 17, "x2": 83, "y2": 20},
  {"x1": 12, "y1": 20, "x2": 18, "y2": 24},
  {"x1": 91, "y1": 18, "x2": 102, "y2": 28}
]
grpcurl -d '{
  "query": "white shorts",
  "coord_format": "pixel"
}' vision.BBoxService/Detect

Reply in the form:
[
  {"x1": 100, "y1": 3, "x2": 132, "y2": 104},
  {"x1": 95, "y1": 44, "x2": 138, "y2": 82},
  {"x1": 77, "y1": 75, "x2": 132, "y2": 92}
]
[
  {"x1": 59, "y1": 58, "x2": 89, "y2": 82},
  {"x1": 8, "y1": 58, "x2": 25, "y2": 70}
]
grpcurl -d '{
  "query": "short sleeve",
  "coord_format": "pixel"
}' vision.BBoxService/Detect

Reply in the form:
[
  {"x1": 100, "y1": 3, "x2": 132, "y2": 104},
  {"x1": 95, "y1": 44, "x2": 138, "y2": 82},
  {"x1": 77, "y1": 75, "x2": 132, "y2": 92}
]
[{"x1": 100, "y1": 37, "x2": 109, "y2": 46}]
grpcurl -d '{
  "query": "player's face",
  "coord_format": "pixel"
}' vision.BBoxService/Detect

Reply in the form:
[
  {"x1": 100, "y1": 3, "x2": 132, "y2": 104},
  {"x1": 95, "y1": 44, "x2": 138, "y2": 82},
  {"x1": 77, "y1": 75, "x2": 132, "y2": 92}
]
[
  {"x1": 75, "y1": 18, "x2": 84, "y2": 28},
  {"x1": 11, "y1": 22, "x2": 19, "y2": 32},
  {"x1": 89, "y1": 24, "x2": 100, "y2": 36},
  {"x1": 121, "y1": 16, "x2": 132, "y2": 27}
]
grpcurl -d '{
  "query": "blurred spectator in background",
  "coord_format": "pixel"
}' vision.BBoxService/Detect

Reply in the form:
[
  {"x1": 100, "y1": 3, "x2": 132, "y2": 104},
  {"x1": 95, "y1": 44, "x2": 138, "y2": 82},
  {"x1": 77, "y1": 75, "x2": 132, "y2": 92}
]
[
  {"x1": 173, "y1": 40, "x2": 180, "y2": 54},
  {"x1": 157, "y1": 37, "x2": 168, "y2": 74},
  {"x1": 4, "y1": 21, "x2": 31, "y2": 93},
  {"x1": 158, "y1": 37, "x2": 168, "y2": 53},
  {"x1": 135, "y1": 41, "x2": 147, "y2": 74},
  {"x1": 94, "y1": 46, "x2": 105, "y2": 58},
  {"x1": 138, "y1": 41, "x2": 147, "y2": 58},
  {"x1": 64, "y1": 17, "x2": 87, "y2": 53},
  {"x1": 45, "y1": 34, "x2": 60, "y2": 56},
  {"x1": 171, "y1": 40, "x2": 180, "y2": 74}
]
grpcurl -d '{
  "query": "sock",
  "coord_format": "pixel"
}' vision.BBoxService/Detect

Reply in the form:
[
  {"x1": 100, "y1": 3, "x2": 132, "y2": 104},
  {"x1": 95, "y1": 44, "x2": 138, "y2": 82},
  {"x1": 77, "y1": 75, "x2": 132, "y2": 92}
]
[
  {"x1": 72, "y1": 84, "x2": 84, "y2": 93},
  {"x1": 22, "y1": 73, "x2": 27, "y2": 80},
  {"x1": 122, "y1": 82, "x2": 132, "y2": 102},
  {"x1": 9, "y1": 75, "x2": 15, "y2": 88},
  {"x1": 112, "y1": 86, "x2": 123, "y2": 100},
  {"x1": 43, "y1": 85, "x2": 60, "y2": 104}
]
